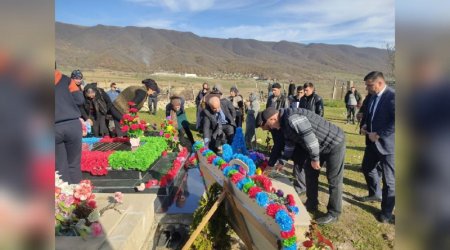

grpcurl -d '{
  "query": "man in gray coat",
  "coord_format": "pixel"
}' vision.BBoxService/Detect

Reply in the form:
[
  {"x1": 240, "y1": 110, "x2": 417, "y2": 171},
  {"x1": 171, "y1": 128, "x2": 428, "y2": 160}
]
[{"x1": 202, "y1": 95, "x2": 236, "y2": 153}]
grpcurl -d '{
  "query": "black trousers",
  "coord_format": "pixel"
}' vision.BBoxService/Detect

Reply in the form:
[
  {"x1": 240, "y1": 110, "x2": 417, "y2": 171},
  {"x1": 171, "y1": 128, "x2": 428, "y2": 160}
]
[
  {"x1": 304, "y1": 140, "x2": 346, "y2": 217},
  {"x1": 148, "y1": 97, "x2": 157, "y2": 114},
  {"x1": 362, "y1": 143, "x2": 395, "y2": 217},
  {"x1": 210, "y1": 124, "x2": 235, "y2": 153},
  {"x1": 346, "y1": 105, "x2": 356, "y2": 123},
  {"x1": 55, "y1": 119, "x2": 82, "y2": 184},
  {"x1": 292, "y1": 147, "x2": 307, "y2": 194},
  {"x1": 181, "y1": 120, "x2": 195, "y2": 144},
  {"x1": 235, "y1": 110, "x2": 243, "y2": 128}
]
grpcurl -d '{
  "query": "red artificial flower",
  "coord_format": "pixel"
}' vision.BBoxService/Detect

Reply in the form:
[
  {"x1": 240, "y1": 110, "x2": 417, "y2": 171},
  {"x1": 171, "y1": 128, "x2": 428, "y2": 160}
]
[
  {"x1": 164, "y1": 133, "x2": 170, "y2": 139},
  {"x1": 280, "y1": 226, "x2": 296, "y2": 239},
  {"x1": 140, "y1": 120, "x2": 147, "y2": 124},
  {"x1": 168, "y1": 120, "x2": 173, "y2": 125},
  {"x1": 220, "y1": 163, "x2": 229, "y2": 170},
  {"x1": 206, "y1": 155, "x2": 216, "y2": 164},
  {"x1": 266, "y1": 203, "x2": 285, "y2": 218},
  {"x1": 55, "y1": 187, "x2": 61, "y2": 195},
  {"x1": 121, "y1": 125, "x2": 129, "y2": 132},
  {"x1": 162, "y1": 150, "x2": 168, "y2": 157},
  {"x1": 230, "y1": 172, "x2": 245, "y2": 184},
  {"x1": 87, "y1": 199, "x2": 97, "y2": 209},
  {"x1": 286, "y1": 194, "x2": 296, "y2": 206},
  {"x1": 248, "y1": 186, "x2": 262, "y2": 198},
  {"x1": 127, "y1": 101, "x2": 136, "y2": 106},
  {"x1": 129, "y1": 108, "x2": 138, "y2": 113},
  {"x1": 252, "y1": 175, "x2": 272, "y2": 192},
  {"x1": 139, "y1": 124, "x2": 146, "y2": 130},
  {"x1": 122, "y1": 114, "x2": 132, "y2": 120},
  {"x1": 130, "y1": 124, "x2": 140, "y2": 131},
  {"x1": 303, "y1": 240, "x2": 313, "y2": 248}
]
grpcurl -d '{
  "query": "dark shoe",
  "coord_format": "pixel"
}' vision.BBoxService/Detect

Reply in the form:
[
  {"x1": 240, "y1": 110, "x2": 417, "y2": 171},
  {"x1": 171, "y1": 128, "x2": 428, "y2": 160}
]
[
  {"x1": 358, "y1": 195, "x2": 382, "y2": 203},
  {"x1": 377, "y1": 213, "x2": 392, "y2": 224},
  {"x1": 316, "y1": 214, "x2": 338, "y2": 225}
]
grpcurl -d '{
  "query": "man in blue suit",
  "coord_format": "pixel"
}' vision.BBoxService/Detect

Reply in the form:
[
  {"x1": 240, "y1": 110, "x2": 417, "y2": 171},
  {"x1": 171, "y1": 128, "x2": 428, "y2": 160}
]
[{"x1": 359, "y1": 71, "x2": 395, "y2": 223}]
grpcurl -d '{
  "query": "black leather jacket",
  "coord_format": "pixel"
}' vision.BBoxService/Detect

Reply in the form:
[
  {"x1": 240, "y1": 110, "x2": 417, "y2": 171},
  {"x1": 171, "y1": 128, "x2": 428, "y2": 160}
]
[{"x1": 299, "y1": 92, "x2": 324, "y2": 117}]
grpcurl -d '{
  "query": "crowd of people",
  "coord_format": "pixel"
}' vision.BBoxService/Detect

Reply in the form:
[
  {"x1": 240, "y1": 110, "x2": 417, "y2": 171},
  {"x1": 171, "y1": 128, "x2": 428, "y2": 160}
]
[{"x1": 55, "y1": 68, "x2": 395, "y2": 226}]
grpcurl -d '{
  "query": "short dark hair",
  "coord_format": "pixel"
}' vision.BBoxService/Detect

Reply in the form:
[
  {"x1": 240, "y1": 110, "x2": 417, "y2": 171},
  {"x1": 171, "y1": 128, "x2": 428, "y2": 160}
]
[
  {"x1": 272, "y1": 82, "x2": 282, "y2": 89},
  {"x1": 364, "y1": 71, "x2": 385, "y2": 82},
  {"x1": 110, "y1": 82, "x2": 116, "y2": 87},
  {"x1": 303, "y1": 82, "x2": 314, "y2": 88},
  {"x1": 296, "y1": 86, "x2": 303, "y2": 92}
]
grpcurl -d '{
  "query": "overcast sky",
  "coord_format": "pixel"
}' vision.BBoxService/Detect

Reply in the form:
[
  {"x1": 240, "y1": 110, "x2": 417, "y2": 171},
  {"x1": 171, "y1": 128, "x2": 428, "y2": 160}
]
[{"x1": 56, "y1": 0, "x2": 394, "y2": 48}]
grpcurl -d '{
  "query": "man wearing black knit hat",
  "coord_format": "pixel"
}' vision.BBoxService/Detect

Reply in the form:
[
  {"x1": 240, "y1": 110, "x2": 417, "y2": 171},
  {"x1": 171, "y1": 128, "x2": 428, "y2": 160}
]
[
  {"x1": 260, "y1": 106, "x2": 346, "y2": 225},
  {"x1": 266, "y1": 82, "x2": 289, "y2": 110}
]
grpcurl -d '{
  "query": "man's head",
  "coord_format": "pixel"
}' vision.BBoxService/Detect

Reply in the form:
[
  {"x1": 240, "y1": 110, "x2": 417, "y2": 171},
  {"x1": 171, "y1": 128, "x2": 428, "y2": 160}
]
[
  {"x1": 170, "y1": 96, "x2": 182, "y2": 112},
  {"x1": 71, "y1": 69, "x2": 83, "y2": 85},
  {"x1": 261, "y1": 107, "x2": 280, "y2": 130},
  {"x1": 303, "y1": 82, "x2": 315, "y2": 97},
  {"x1": 364, "y1": 71, "x2": 385, "y2": 95},
  {"x1": 296, "y1": 86, "x2": 304, "y2": 97},
  {"x1": 256, "y1": 111, "x2": 269, "y2": 131},
  {"x1": 351, "y1": 86, "x2": 356, "y2": 93},
  {"x1": 230, "y1": 87, "x2": 238, "y2": 97},
  {"x1": 207, "y1": 96, "x2": 221, "y2": 113},
  {"x1": 110, "y1": 82, "x2": 117, "y2": 90},
  {"x1": 142, "y1": 78, "x2": 159, "y2": 95},
  {"x1": 271, "y1": 83, "x2": 282, "y2": 97}
]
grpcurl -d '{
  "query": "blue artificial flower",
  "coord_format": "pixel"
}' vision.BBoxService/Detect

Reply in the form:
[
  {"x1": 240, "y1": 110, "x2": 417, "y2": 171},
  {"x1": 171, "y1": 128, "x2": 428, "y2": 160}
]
[
  {"x1": 231, "y1": 128, "x2": 248, "y2": 155},
  {"x1": 287, "y1": 205, "x2": 299, "y2": 215},
  {"x1": 212, "y1": 157, "x2": 222, "y2": 166},
  {"x1": 275, "y1": 210, "x2": 294, "y2": 231},
  {"x1": 231, "y1": 153, "x2": 256, "y2": 176},
  {"x1": 222, "y1": 166, "x2": 235, "y2": 177},
  {"x1": 282, "y1": 245, "x2": 297, "y2": 250},
  {"x1": 236, "y1": 177, "x2": 252, "y2": 190},
  {"x1": 222, "y1": 144, "x2": 233, "y2": 162},
  {"x1": 255, "y1": 192, "x2": 269, "y2": 208},
  {"x1": 82, "y1": 137, "x2": 101, "y2": 144}
]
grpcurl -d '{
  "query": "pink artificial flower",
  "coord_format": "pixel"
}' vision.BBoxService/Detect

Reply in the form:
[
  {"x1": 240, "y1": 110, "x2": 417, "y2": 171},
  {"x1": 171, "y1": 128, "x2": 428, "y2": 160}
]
[
  {"x1": 121, "y1": 125, "x2": 129, "y2": 133},
  {"x1": 159, "y1": 131, "x2": 164, "y2": 136},
  {"x1": 130, "y1": 124, "x2": 139, "y2": 131},
  {"x1": 91, "y1": 222, "x2": 103, "y2": 237},
  {"x1": 114, "y1": 192, "x2": 123, "y2": 203},
  {"x1": 73, "y1": 181, "x2": 93, "y2": 201}
]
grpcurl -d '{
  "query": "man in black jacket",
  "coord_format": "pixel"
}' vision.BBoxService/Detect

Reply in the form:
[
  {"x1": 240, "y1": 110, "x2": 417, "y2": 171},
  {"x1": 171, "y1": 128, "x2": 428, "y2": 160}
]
[
  {"x1": 195, "y1": 82, "x2": 210, "y2": 131},
  {"x1": 79, "y1": 83, "x2": 110, "y2": 137},
  {"x1": 261, "y1": 107, "x2": 346, "y2": 225},
  {"x1": 202, "y1": 95, "x2": 236, "y2": 152},
  {"x1": 300, "y1": 82, "x2": 324, "y2": 117}
]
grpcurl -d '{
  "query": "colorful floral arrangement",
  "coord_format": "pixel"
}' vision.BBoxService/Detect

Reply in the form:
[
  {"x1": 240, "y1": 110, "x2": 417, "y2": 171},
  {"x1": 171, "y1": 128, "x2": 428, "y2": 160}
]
[
  {"x1": 159, "y1": 147, "x2": 188, "y2": 187},
  {"x1": 81, "y1": 150, "x2": 114, "y2": 176},
  {"x1": 108, "y1": 136, "x2": 168, "y2": 171},
  {"x1": 99, "y1": 136, "x2": 129, "y2": 143},
  {"x1": 55, "y1": 172, "x2": 123, "y2": 238},
  {"x1": 193, "y1": 141, "x2": 299, "y2": 250},
  {"x1": 159, "y1": 116, "x2": 179, "y2": 150},
  {"x1": 248, "y1": 151, "x2": 269, "y2": 171},
  {"x1": 120, "y1": 102, "x2": 148, "y2": 138}
]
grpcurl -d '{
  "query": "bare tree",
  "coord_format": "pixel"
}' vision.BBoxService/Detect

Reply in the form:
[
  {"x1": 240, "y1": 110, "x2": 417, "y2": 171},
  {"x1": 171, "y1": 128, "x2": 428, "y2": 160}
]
[{"x1": 386, "y1": 43, "x2": 395, "y2": 79}]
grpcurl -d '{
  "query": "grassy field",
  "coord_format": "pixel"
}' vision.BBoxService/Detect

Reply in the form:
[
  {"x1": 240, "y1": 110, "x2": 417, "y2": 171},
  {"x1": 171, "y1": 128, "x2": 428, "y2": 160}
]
[{"x1": 137, "y1": 99, "x2": 394, "y2": 250}]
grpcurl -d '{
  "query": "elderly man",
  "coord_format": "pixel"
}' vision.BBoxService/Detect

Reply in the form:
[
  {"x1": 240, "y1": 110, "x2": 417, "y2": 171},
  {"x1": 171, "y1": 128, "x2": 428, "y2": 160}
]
[
  {"x1": 202, "y1": 95, "x2": 236, "y2": 152},
  {"x1": 359, "y1": 71, "x2": 395, "y2": 223},
  {"x1": 266, "y1": 82, "x2": 289, "y2": 109},
  {"x1": 261, "y1": 106, "x2": 346, "y2": 224}
]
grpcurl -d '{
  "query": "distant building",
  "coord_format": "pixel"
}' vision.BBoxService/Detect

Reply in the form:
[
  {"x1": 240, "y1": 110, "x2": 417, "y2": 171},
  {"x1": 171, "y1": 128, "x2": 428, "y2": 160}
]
[{"x1": 184, "y1": 73, "x2": 198, "y2": 78}]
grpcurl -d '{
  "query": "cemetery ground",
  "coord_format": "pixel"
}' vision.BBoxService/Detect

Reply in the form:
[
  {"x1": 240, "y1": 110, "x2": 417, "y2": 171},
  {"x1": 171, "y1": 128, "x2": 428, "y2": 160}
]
[{"x1": 138, "y1": 99, "x2": 395, "y2": 250}]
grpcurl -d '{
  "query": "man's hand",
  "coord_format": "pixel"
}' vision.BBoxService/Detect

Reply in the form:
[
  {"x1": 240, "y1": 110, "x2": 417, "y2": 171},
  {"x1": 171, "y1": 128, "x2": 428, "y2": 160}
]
[
  {"x1": 274, "y1": 162, "x2": 284, "y2": 171},
  {"x1": 311, "y1": 160, "x2": 321, "y2": 170},
  {"x1": 87, "y1": 119, "x2": 93, "y2": 126},
  {"x1": 360, "y1": 124, "x2": 367, "y2": 135},
  {"x1": 368, "y1": 132, "x2": 380, "y2": 142}
]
